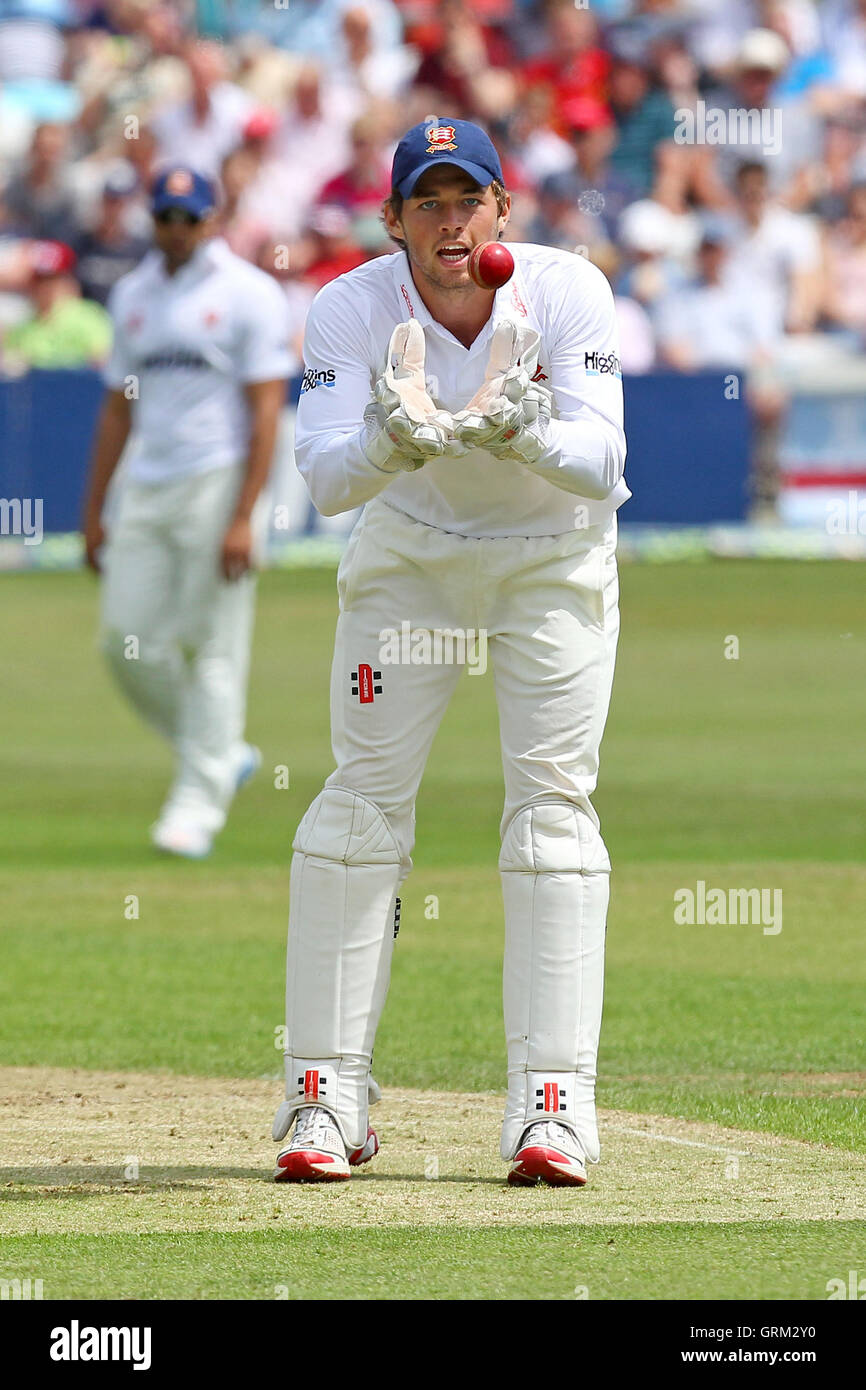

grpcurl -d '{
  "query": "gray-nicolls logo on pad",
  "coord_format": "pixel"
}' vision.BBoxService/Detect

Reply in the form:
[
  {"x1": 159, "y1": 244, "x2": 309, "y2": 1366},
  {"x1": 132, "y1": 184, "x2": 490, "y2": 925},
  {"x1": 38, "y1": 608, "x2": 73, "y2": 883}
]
[{"x1": 351, "y1": 664, "x2": 383, "y2": 703}]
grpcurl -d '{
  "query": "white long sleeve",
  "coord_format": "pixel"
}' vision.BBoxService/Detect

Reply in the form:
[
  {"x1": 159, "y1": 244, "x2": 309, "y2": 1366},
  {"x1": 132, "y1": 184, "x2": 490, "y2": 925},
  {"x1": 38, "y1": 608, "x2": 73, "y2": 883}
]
[
  {"x1": 522, "y1": 257, "x2": 626, "y2": 502},
  {"x1": 294, "y1": 279, "x2": 394, "y2": 517}
]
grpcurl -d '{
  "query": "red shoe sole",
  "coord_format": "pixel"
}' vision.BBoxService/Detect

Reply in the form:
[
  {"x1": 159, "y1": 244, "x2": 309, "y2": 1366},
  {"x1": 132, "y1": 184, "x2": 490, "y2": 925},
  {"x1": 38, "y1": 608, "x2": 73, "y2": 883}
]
[
  {"x1": 348, "y1": 1127, "x2": 379, "y2": 1167},
  {"x1": 274, "y1": 1150, "x2": 350, "y2": 1183},
  {"x1": 507, "y1": 1144, "x2": 587, "y2": 1187}
]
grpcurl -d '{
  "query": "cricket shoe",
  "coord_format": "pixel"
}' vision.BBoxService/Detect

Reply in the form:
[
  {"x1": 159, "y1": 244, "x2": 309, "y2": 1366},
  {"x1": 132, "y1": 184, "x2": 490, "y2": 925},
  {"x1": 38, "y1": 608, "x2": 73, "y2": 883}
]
[
  {"x1": 234, "y1": 742, "x2": 261, "y2": 792},
  {"x1": 273, "y1": 1106, "x2": 378, "y2": 1183},
  {"x1": 507, "y1": 1120, "x2": 587, "y2": 1187},
  {"x1": 150, "y1": 814, "x2": 213, "y2": 860}
]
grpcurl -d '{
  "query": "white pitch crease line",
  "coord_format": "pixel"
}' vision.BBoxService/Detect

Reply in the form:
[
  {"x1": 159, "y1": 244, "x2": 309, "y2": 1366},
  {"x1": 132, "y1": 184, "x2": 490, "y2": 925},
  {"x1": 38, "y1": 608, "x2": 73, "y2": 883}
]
[{"x1": 603, "y1": 1124, "x2": 779, "y2": 1160}]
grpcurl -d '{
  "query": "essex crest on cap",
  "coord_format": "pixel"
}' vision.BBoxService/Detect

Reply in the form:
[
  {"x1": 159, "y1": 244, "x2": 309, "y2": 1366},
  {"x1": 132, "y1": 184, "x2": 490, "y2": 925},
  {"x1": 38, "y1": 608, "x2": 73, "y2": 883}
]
[
  {"x1": 425, "y1": 124, "x2": 457, "y2": 153},
  {"x1": 391, "y1": 118, "x2": 503, "y2": 199},
  {"x1": 151, "y1": 165, "x2": 216, "y2": 218},
  {"x1": 165, "y1": 168, "x2": 194, "y2": 196}
]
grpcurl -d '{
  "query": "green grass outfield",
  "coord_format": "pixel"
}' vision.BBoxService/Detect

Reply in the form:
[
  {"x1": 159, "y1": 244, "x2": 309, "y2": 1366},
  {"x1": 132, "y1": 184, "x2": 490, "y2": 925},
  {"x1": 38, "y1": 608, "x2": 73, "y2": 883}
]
[
  {"x1": 1, "y1": 561, "x2": 864, "y2": 1299},
  {"x1": 2, "y1": 1224, "x2": 863, "y2": 1301}
]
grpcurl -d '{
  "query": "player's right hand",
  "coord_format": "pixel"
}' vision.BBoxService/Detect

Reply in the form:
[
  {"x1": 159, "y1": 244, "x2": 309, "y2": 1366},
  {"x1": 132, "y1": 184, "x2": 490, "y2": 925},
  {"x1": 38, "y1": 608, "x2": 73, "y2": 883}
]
[
  {"x1": 83, "y1": 517, "x2": 105, "y2": 573},
  {"x1": 363, "y1": 320, "x2": 454, "y2": 473},
  {"x1": 452, "y1": 321, "x2": 552, "y2": 463}
]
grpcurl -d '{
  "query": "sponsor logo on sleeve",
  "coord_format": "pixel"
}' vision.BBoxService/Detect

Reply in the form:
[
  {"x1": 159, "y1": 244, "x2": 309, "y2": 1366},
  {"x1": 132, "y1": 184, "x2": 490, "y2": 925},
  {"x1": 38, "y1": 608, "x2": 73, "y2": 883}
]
[
  {"x1": 300, "y1": 366, "x2": 337, "y2": 393},
  {"x1": 584, "y1": 349, "x2": 622, "y2": 379}
]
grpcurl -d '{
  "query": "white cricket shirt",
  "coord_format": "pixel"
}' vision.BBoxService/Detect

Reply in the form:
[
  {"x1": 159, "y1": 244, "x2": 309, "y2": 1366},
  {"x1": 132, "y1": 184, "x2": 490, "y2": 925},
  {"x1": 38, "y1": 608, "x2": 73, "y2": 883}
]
[
  {"x1": 105, "y1": 237, "x2": 293, "y2": 483},
  {"x1": 295, "y1": 243, "x2": 629, "y2": 538}
]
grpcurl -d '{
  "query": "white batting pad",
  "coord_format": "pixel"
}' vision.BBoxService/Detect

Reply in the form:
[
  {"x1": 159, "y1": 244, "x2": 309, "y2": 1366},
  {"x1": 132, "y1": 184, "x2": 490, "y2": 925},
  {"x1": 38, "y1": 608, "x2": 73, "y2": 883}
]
[
  {"x1": 279, "y1": 787, "x2": 403, "y2": 1148},
  {"x1": 499, "y1": 800, "x2": 611, "y2": 1162}
]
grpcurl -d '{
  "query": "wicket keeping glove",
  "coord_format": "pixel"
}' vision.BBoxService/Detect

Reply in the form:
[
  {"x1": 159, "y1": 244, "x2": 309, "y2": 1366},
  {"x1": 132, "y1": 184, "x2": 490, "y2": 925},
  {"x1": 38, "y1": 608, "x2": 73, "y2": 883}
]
[
  {"x1": 453, "y1": 322, "x2": 553, "y2": 464},
  {"x1": 363, "y1": 320, "x2": 455, "y2": 472}
]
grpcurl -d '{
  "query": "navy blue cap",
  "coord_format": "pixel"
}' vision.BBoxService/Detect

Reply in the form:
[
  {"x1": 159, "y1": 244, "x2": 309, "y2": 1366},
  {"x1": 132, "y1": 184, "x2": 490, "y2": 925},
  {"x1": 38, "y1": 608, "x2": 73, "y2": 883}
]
[
  {"x1": 391, "y1": 119, "x2": 503, "y2": 199},
  {"x1": 151, "y1": 167, "x2": 216, "y2": 219}
]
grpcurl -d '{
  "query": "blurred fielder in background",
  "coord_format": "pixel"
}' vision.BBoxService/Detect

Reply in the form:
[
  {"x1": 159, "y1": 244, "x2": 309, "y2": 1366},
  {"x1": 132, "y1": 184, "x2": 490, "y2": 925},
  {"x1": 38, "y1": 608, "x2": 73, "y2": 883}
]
[
  {"x1": 83, "y1": 167, "x2": 292, "y2": 859},
  {"x1": 273, "y1": 118, "x2": 628, "y2": 1188}
]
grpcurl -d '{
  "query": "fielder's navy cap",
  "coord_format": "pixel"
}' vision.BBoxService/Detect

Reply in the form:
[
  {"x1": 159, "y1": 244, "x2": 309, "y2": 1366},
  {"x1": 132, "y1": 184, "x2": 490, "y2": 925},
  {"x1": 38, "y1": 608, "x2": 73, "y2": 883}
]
[
  {"x1": 391, "y1": 119, "x2": 503, "y2": 199},
  {"x1": 151, "y1": 167, "x2": 216, "y2": 218}
]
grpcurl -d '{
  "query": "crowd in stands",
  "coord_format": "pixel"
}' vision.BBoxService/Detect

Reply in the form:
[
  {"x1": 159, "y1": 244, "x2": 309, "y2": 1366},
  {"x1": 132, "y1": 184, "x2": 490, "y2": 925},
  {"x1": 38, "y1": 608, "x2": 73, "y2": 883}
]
[{"x1": 2, "y1": 0, "x2": 866, "y2": 409}]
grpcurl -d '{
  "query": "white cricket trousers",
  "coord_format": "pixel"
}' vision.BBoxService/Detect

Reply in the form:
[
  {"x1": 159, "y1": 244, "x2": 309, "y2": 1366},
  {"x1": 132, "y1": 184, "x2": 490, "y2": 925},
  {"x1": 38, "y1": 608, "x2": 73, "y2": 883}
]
[
  {"x1": 279, "y1": 495, "x2": 620, "y2": 1163},
  {"x1": 100, "y1": 465, "x2": 258, "y2": 832}
]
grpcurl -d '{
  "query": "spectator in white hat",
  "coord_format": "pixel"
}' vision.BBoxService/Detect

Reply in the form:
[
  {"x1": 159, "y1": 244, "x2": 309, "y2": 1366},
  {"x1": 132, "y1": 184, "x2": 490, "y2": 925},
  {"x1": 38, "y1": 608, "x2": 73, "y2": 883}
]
[{"x1": 149, "y1": 39, "x2": 254, "y2": 180}]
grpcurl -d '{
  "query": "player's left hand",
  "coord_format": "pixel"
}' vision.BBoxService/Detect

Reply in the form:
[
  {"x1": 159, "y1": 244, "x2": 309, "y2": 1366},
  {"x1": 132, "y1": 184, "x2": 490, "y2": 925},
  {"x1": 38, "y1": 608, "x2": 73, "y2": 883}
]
[
  {"x1": 221, "y1": 516, "x2": 254, "y2": 582},
  {"x1": 452, "y1": 321, "x2": 553, "y2": 464}
]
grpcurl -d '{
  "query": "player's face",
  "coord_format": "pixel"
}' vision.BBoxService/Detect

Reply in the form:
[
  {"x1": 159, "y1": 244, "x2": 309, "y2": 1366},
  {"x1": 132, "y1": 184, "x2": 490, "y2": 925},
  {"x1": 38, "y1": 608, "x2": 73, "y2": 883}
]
[
  {"x1": 389, "y1": 167, "x2": 510, "y2": 292},
  {"x1": 153, "y1": 209, "x2": 211, "y2": 268}
]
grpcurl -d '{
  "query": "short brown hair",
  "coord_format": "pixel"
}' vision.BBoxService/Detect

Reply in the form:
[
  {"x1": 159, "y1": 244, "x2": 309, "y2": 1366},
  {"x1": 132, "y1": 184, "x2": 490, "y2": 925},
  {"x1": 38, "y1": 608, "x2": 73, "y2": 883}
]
[{"x1": 382, "y1": 179, "x2": 509, "y2": 249}]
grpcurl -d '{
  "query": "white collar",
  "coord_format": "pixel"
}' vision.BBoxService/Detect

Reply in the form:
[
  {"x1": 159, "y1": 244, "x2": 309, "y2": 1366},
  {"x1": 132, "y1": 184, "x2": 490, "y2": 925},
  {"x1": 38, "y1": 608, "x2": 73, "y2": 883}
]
[{"x1": 390, "y1": 249, "x2": 527, "y2": 352}]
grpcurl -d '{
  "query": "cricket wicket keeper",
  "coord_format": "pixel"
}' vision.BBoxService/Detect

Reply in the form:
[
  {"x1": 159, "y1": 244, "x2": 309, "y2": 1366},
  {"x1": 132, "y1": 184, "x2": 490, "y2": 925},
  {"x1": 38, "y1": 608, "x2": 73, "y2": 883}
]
[{"x1": 273, "y1": 120, "x2": 628, "y2": 1185}]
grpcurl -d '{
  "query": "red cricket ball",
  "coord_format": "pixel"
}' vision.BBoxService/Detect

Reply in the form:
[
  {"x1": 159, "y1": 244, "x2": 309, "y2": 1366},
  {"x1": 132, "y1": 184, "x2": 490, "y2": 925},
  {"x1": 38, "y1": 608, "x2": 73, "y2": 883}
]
[{"x1": 468, "y1": 241, "x2": 515, "y2": 290}]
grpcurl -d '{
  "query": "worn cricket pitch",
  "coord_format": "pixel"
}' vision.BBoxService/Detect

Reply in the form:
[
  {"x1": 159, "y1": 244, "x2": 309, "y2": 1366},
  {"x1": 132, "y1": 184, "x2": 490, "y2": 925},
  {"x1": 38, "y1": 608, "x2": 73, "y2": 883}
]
[{"x1": 2, "y1": 1066, "x2": 864, "y2": 1235}]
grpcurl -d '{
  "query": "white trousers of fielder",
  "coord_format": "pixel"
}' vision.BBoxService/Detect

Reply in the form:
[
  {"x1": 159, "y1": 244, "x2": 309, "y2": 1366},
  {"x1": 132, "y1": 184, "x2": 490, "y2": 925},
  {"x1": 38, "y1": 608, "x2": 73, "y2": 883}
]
[
  {"x1": 100, "y1": 465, "x2": 261, "y2": 833},
  {"x1": 276, "y1": 495, "x2": 620, "y2": 1163}
]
